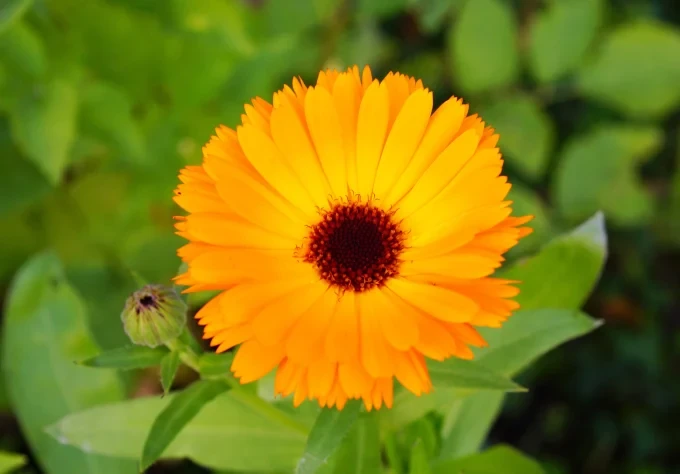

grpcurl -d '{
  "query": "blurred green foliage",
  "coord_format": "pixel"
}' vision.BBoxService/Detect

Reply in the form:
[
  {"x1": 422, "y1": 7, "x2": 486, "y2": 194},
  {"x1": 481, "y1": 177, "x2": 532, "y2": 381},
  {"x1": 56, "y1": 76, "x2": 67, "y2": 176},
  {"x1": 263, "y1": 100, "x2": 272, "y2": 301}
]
[{"x1": 0, "y1": 0, "x2": 679, "y2": 473}]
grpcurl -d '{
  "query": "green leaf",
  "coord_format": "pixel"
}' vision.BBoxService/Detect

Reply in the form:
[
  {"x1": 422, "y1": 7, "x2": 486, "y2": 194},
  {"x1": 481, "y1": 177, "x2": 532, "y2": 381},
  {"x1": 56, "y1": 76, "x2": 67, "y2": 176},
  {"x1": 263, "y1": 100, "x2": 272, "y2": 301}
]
[
  {"x1": 80, "y1": 82, "x2": 145, "y2": 163},
  {"x1": 163, "y1": 36, "x2": 237, "y2": 112},
  {"x1": 296, "y1": 401, "x2": 362, "y2": 474},
  {"x1": 79, "y1": 345, "x2": 169, "y2": 370},
  {"x1": 409, "y1": 440, "x2": 432, "y2": 474},
  {"x1": 439, "y1": 215, "x2": 607, "y2": 458},
  {"x1": 47, "y1": 0, "x2": 167, "y2": 100},
  {"x1": 329, "y1": 415, "x2": 381, "y2": 474},
  {"x1": 9, "y1": 77, "x2": 78, "y2": 184},
  {"x1": 0, "y1": 21, "x2": 47, "y2": 79},
  {"x1": 160, "y1": 351, "x2": 181, "y2": 395},
  {"x1": 1, "y1": 252, "x2": 136, "y2": 474},
  {"x1": 48, "y1": 391, "x2": 308, "y2": 472},
  {"x1": 0, "y1": 125, "x2": 51, "y2": 216},
  {"x1": 432, "y1": 445, "x2": 545, "y2": 474},
  {"x1": 577, "y1": 20, "x2": 680, "y2": 118},
  {"x1": 427, "y1": 358, "x2": 523, "y2": 392},
  {"x1": 140, "y1": 379, "x2": 231, "y2": 471},
  {"x1": 439, "y1": 392, "x2": 504, "y2": 459},
  {"x1": 448, "y1": 0, "x2": 519, "y2": 93},
  {"x1": 198, "y1": 352, "x2": 234, "y2": 378},
  {"x1": 389, "y1": 357, "x2": 522, "y2": 429},
  {"x1": 481, "y1": 95, "x2": 554, "y2": 178},
  {"x1": 553, "y1": 125, "x2": 662, "y2": 227},
  {"x1": 503, "y1": 212, "x2": 608, "y2": 310},
  {"x1": 416, "y1": 0, "x2": 461, "y2": 33},
  {"x1": 528, "y1": 0, "x2": 602, "y2": 82},
  {"x1": 0, "y1": 450, "x2": 27, "y2": 472},
  {"x1": 263, "y1": 0, "x2": 338, "y2": 36},
  {"x1": 475, "y1": 309, "x2": 601, "y2": 377},
  {"x1": 0, "y1": 0, "x2": 32, "y2": 33}
]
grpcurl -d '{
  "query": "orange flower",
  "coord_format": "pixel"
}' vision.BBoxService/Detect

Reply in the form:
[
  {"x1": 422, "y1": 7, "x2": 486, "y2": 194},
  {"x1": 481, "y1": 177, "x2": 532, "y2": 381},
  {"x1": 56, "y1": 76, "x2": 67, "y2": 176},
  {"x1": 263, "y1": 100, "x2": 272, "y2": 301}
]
[{"x1": 174, "y1": 66, "x2": 532, "y2": 410}]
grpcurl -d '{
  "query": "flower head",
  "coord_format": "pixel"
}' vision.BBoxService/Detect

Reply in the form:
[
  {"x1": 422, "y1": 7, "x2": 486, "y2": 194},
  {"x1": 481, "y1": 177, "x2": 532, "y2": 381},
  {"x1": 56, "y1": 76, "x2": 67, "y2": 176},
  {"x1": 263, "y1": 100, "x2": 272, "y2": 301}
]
[
  {"x1": 122, "y1": 284, "x2": 187, "y2": 348},
  {"x1": 174, "y1": 66, "x2": 532, "y2": 410}
]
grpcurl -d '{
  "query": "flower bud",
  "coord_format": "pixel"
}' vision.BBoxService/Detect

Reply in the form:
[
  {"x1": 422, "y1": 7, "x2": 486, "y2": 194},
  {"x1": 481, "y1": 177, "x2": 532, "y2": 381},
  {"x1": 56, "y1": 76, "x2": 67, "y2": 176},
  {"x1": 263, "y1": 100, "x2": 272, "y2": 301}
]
[{"x1": 121, "y1": 284, "x2": 187, "y2": 348}]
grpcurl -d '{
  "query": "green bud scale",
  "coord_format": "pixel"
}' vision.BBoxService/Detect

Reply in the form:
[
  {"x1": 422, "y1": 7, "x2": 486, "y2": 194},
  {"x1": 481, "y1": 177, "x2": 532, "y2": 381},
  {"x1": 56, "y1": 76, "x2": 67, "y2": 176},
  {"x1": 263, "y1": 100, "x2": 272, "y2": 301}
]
[{"x1": 121, "y1": 284, "x2": 187, "y2": 348}]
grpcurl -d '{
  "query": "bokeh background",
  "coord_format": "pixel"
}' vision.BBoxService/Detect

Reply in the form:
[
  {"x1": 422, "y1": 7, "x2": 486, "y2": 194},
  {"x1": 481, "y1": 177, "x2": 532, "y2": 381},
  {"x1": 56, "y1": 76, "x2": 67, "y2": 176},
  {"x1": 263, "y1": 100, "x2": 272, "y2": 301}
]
[{"x1": 1, "y1": 0, "x2": 679, "y2": 473}]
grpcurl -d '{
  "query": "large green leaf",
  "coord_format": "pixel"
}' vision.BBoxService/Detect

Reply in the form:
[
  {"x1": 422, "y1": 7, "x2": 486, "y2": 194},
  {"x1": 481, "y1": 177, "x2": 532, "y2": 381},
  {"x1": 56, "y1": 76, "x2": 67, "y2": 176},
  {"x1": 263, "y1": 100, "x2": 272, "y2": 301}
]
[
  {"x1": 141, "y1": 380, "x2": 231, "y2": 471},
  {"x1": 448, "y1": 0, "x2": 519, "y2": 93},
  {"x1": 0, "y1": 0, "x2": 32, "y2": 33},
  {"x1": 439, "y1": 392, "x2": 504, "y2": 459},
  {"x1": 475, "y1": 309, "x2": 601, "y2": 377},
  {"x1": 528, "y1": 0, "x2": 602, "y2": 83},
  {"x1": 481, "y1": 95, "x2": 554, "y2": 179},
  {"x1": 48, "y1": 392, "x2": 308, "y2": 472},
  {"x1": 427, "y1": 358, "x2": 522, "y2": 392},
  {"x1": 553, "y1": 125, "x2": 662, "y2": 227},
  {"x1": 296, "y1": 401, "x2": 362, "y2": 474},
  {"x1": 388, "y1": 359, "x2": 521, "y2": 429},
  {"x1": 502, "y1": 212, "x2": 608, "y2": 310},
  {"x1": 1, "y1": 252, "x2": 136, "y2": 474},
  {"x1": 9, "y1": 76, "x2": 78, "y2": 184},
  {"x1": 577, "y1": 20, "x2": 680, "y2": 119},
  {"x1": 326, "y1": 415, "x2": 381, "y2": 474},
  {"x1": 432, "y1": 445, "x2": 545, "y2": 474},
  {"x1": 439, "y1": 214, "x2": 607, "y2": 458}
]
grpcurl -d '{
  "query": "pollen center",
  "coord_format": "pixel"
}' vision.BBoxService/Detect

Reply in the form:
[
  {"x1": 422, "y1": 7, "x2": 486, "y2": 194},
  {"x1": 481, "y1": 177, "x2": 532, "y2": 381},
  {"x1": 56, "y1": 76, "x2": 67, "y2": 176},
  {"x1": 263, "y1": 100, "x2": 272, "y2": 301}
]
[{"x1": 301, "y1": 200, "x2": 406, "y2": 292}]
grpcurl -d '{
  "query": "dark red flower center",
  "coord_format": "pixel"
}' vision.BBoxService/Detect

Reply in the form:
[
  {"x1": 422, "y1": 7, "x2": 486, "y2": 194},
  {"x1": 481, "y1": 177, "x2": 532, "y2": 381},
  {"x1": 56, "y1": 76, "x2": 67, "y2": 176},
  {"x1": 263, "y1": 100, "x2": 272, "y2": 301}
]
[{"x1": 301, "y1": 200, "x2": 406, "y2": 292}]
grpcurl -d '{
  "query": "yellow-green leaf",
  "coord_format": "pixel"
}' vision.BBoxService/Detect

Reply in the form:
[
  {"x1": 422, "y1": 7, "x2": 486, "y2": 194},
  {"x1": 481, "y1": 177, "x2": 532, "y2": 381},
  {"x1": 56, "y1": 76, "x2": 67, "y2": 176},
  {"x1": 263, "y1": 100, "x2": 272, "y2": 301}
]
[
  {"x1": 0, "y1": 0, "x2": 32, "y2": 33},
  {"x1": 578, "y1": 21, "x2": 680, "y2": 118},
  {"x1": 9, "y1": 77, "x2": 78, "y2": 184},
  {"x1": 482, "y1": 95, "x2": 554, "y2": 178},
  {"x1": 448, "y1": 0, "x2": 519, "y2": 93},
  {"x1": 528, "y1": 0, "x2": 602, "y2": 82},
  {"x1": 48, "y1": 392, "x2": 308, "y2": 472},
  {"x1": 553, "y1": 125, "x2": 662, "y2": 226}
]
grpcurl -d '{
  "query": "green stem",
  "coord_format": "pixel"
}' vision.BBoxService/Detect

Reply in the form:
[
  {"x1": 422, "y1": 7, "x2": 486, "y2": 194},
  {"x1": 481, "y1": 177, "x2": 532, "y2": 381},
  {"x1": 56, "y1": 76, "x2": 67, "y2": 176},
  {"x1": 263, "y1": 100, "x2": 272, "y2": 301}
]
[
  {"x1": 167, "y1": 332, "x2": 310, "y2": 436},
  {"x1": 165, "y1": 337, "x2": 200, "y2": 372}
]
